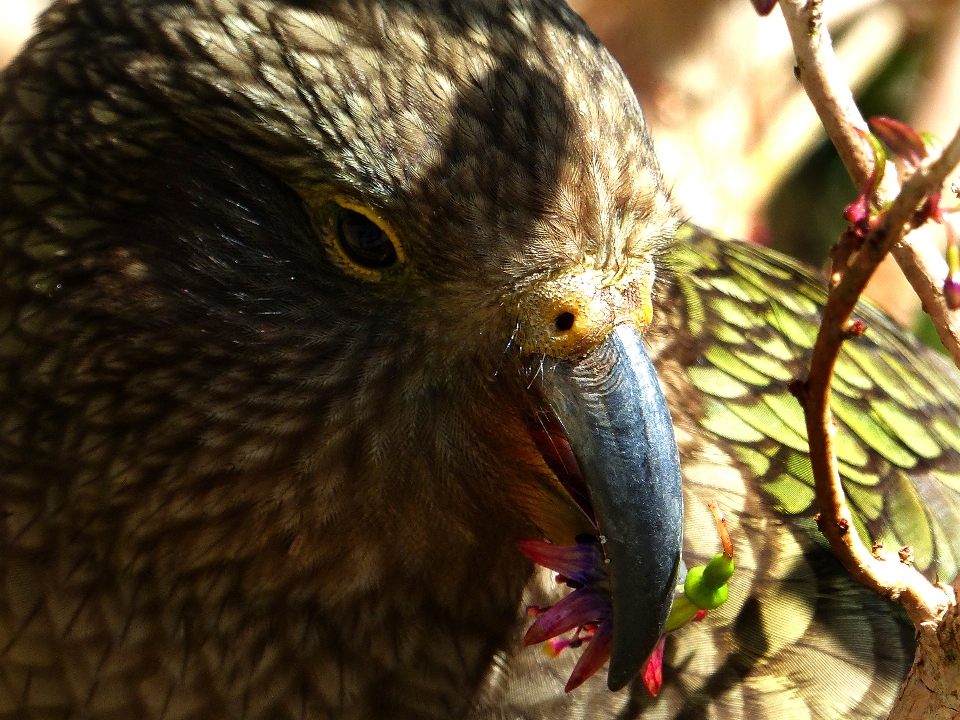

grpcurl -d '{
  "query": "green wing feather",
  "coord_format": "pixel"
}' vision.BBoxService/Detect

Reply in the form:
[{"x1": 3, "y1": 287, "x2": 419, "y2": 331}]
[{"x1": 640, "y1": 226, "x2": 960, "y2": 719}]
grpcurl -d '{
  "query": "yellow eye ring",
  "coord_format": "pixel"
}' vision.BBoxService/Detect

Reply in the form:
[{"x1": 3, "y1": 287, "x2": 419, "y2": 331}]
[{"x1": 329, "y1": 199, "x2": 405, "y2": 278}]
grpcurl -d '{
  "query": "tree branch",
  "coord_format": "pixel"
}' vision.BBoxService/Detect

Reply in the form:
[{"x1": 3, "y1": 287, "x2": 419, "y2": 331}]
[{"x1": 798, "y1": 123, "x2": 960, "y2": 625}]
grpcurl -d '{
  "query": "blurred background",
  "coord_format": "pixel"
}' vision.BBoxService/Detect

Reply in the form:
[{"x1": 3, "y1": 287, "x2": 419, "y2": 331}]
[
  {"x1": 0, "y1": 1, "x2": 47, "y2": 67},
  {"x1": 3, "y1": 0, "x2": 959, "y2": 342}
]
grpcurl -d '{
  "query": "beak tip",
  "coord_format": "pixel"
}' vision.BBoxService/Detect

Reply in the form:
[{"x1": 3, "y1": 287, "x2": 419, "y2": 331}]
[{"x1": 606, "y1": 666, "x2": 633, "y2": 692}]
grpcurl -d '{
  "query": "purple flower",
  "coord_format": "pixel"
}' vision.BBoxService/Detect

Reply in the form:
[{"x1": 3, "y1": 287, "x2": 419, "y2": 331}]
[
  {"x1": 517, "y1": 538, "x2": 614, "y2": 692},
  {"x1": 519, "y1": 502, "x2": 737, "y2": 695}
]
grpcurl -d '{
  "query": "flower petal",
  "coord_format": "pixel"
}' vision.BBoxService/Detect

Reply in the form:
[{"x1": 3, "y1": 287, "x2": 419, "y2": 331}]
[
  {"x1": 523, "y1": 587, "x2": 609, "y2": 645},
  {"x1": 564, "y1": 620, "x2": 614, "y2": 692},
  {"x1": 641, "y1": 635, "x2": 667, "y2": 697},
  {"x1": 516, "y1": 539, "x2": 605, "y2": 585}
]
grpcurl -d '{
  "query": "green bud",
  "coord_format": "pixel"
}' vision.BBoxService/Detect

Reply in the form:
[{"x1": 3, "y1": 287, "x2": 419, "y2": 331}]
[
  {"x1": 683, "y1": 553, "x2": 735, "y2": 610},
  {"x1": 703, "y1": 552, "x2": 735, "y2": 588}
]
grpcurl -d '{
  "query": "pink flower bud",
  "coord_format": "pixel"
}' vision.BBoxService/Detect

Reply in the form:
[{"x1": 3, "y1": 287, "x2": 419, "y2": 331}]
[{"x1": 944, "y1": 275, "x2": 960, "y2": 311}]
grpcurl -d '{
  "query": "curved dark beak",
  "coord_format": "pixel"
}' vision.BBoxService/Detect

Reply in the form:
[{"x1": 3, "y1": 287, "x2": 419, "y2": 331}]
[{"x1": 541, "y1": 323, "x2": 683, "y2": 691}]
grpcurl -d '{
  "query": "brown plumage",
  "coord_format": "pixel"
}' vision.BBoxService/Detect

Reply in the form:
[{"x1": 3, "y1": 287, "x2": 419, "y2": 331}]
[{"x1": 0, "y1": 0, "x2": 677, "y2": 717}]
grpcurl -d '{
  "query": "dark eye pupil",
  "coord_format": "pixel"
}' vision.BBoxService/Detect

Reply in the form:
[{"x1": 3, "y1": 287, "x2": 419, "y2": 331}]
[{"x1": 334, "y1": 208, "x2": 397, "y2": 269}]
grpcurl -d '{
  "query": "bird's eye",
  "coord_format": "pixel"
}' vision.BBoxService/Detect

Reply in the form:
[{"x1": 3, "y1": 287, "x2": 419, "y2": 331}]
[{"x1": 334, "y1": 207, "x2": 397, "y2": 269}]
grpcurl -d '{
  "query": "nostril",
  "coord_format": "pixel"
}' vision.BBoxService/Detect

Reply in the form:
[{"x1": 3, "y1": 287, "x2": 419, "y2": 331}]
[{"x1": 554, "y1": 312, "x2": 575, "y2": 332}]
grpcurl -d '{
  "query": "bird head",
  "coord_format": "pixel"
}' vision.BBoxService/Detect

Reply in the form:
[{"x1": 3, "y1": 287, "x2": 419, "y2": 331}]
[{"x1": 2, "y1": 0, "x2": 681, "y2": 705}]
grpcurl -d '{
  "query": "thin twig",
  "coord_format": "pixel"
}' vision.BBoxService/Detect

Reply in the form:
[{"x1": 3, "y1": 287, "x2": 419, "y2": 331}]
[
  {"x1": 780, "y1": 0, "x2": 960, "y2": 363},
  {"x1": 745, "y1": 3, "x2": 905, "y2": 206},
  {"x1": 891, "y1": 225, "x2": 960, "y2": 368},
  {"x1": 778, "y1": 0, "x2": 885, "y2": 192}
]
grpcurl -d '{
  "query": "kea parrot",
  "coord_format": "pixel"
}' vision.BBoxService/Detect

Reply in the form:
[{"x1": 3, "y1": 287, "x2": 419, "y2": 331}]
[{"x1": 1, "y1": 0, "x2": 959, "y2": 718}]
